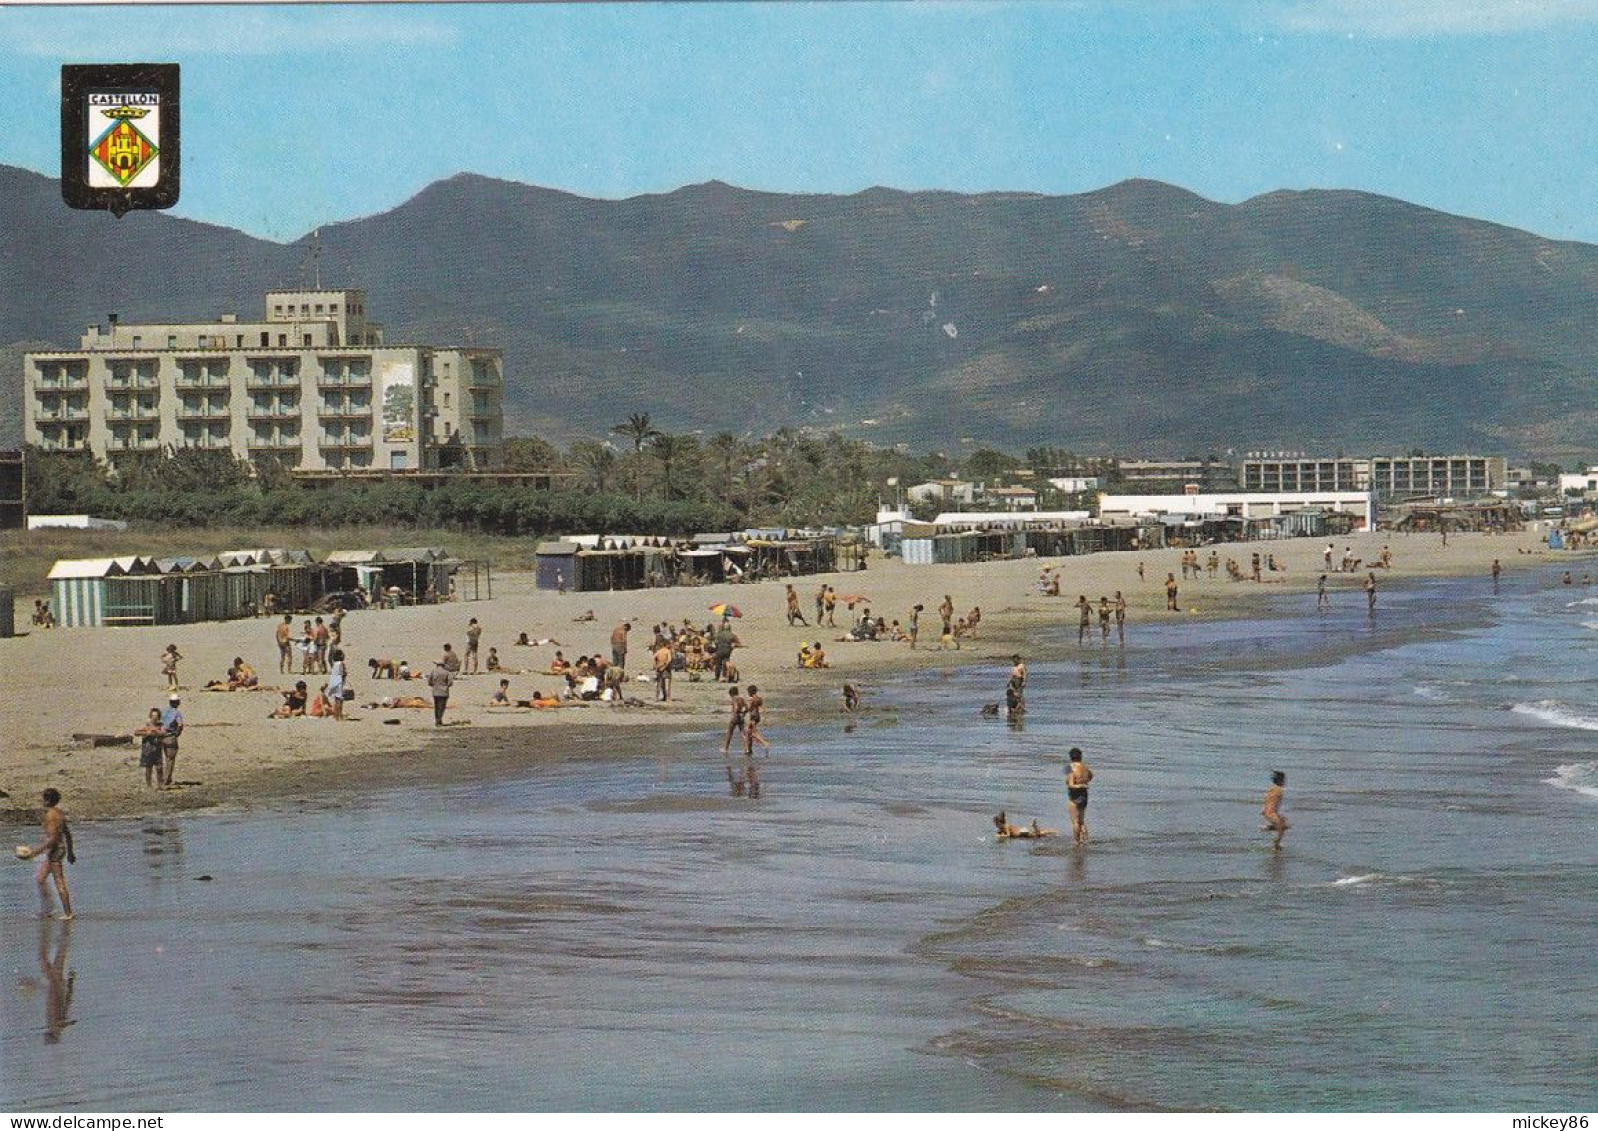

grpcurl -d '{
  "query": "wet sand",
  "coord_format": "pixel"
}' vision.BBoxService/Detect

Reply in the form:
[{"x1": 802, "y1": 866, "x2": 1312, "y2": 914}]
[{"x1": 0, "y1": 527, "x2": 1564, "y2": 820}]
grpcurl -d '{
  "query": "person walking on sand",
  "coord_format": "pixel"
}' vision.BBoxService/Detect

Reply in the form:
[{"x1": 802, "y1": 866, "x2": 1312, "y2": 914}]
[
  {"x1": 908, "y1": 604, "x2": 922, "y2": 649},
  {"x1": 1077, "y1": 595, "x2": 1091, "y2": 644},
  {"x1": 160, "y1": 643, "x2": 182, "y2": 691},
  {"x1": 1262, "y1": 770, "x2": 1289, "y2": 850},
  {"x1": 824, "y1": 586, "x2": 838, "y2": 627},
  {"x1": 20, "y1": 788, "x2": 75, "y2": 920},
  {"x1": 785, "y1": 584, "x2": 808, "y2": 627},
  {"x1": 722, "y1": 686, "x2": 748, "y2": 755},
  {"x1": 1165, "y1": 572, "x2": 1180, "y2": 612},
  {"x1": 276, "y1": 614, "x2": 294, "y2": 674},
  {"x1": 464, "y1": 618, "x2": 482, "y2": 674},
  {"x1": 427, "y1": 660, "x2": 454, "y2": 726},
  {"x1": 312, "y1": 616, "x2": 330, "y2": 674},
  {"x1": 814, "y1": 583, "x2": 826, "y2": 626},
  {"x1": 1066, "y1": 747, "x2": 1093, "y2": 845},
  {"x1": 744, "y1": 685, "x2": 771, "y2": 756}
]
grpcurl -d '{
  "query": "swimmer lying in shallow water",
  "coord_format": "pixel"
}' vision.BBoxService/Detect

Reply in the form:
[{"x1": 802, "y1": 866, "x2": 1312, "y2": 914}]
[{"x1": 994, "y1": 811, "x2": 1058, "y2": 839}]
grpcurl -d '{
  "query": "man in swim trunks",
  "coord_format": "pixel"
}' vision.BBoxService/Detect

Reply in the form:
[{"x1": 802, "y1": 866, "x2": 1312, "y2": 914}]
[
  {"x1": 1113, "y1": 591, "x2": 1126, "y2": 642},
  {"x1": 1165, "y1": 573, "x2": 1180, "y2": 612},
  {"x1": 465, "y1": 618, "x2": 482, "y2": 674},
  {"x1": 23, "y1": 788, "x2": 75, "y2": 920},
  {"x1": 1262, "y1": 770, "x2": 1289, "y2": 850},
  {"x1": 276, "y1": 613, "x2": 295, "y2": 674},
  {"x1": 1077, "y1": 595, "x2": 1091, "y2": 644},
  {"x1": 653, "y1": 639, "x2": 674, "y2": 701},
  {"x1": 1065, "y1": 747, "x2": 1093, "y2": 845},
  {"x1": 722, "y1": 687, "x2": 747, "y2": 755},
  {"x1": 610, "y1": 622, "x2": 631, "y2": 674}
]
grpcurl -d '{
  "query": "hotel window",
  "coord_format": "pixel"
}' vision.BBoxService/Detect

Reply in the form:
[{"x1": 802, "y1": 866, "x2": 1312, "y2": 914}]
[
  {"x1": 167, "y1": 335, "x2": 177, "y2": 349},
  {"x1": 315, "y1": 304, "x2": 324, "y2": 314},
  {"x1": 279, "y1": 334, "x2": 288, "y2": 347}
]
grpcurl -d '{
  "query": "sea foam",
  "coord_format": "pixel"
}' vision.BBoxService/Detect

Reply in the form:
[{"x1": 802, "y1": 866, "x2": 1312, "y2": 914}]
[
  {"x1": 1546, "y1": 762, "x2": 1598, "y2": 800},
  {"x1": 1511, "y1": 700, "x2": 1598, "y2": 732}
]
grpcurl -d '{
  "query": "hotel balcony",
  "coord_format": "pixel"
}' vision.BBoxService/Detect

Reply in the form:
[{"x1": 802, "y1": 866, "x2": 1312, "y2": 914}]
[
  {"x1": 247, "y1": 436, "x2": 303, "y2": 450},
  {"x1": 318, "y1": 436, "x2": 373, "y2": 449},
  {"x1": 317, "y1": 374, "x2": 372, "y2": 389},
  {"x1": 175, "y1": 374, "x2": 231, "y2": 390},
  {"x1": 177, "y1": 406, "x2": 231, "y2": 421},
  {"x1": 248, "y1": 404, "x2": 301, "y2": 420},
  {"x1": 318, "y1": 405, "x2": 373, "y2": 419},
  {"x1": 246, "y1": 373, "x2": 301, "y2": 390},
  {"x1": 104, "y1": 376, "x2": 160, "y2": 391}
]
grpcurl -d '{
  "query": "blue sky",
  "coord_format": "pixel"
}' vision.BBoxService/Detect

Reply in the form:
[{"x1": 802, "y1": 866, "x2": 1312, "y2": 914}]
[{"x1": 3, "y1": 1, "x2": 1596, "y2": 244}]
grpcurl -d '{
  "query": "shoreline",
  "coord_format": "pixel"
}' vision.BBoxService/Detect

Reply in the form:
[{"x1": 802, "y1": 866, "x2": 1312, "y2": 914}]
[{"x1": 1, "y1": 527, "x2": 1584, "y2": 823}]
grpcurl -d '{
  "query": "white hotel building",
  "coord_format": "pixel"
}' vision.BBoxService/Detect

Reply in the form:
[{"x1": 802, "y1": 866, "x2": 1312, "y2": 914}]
[{"x1": 24, "y1": 289, "x2": 503, "y2": 472}]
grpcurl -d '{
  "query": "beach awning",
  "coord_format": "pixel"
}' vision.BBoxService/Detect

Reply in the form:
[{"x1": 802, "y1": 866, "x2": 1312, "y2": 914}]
[{"x1": 324, "y1": 550, "x2": 386, "y2": 565}]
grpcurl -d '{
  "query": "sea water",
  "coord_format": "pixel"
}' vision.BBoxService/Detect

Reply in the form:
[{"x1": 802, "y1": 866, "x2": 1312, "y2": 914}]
[{"x1": 3, "y1": 570, "x2": 1594, "y2": 1111}]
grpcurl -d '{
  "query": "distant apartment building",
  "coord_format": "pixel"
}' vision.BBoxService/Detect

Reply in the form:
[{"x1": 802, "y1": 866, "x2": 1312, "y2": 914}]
[
  {"x1": 24, "y1": 289, "x2": 503, "y2": 472},
  {"x1": 1116, "y1": 458, "x2": 1236, "y2": 494},
  {"x1": 1239, "y1": 454, "x2": 1363, "y2": 493},
  {"x1": 1241, "y1": 453, "x2": 1506, "y2": 499},
  {"x1": 1366, "y1": 455, "x2": 1505, "y2": 499}
]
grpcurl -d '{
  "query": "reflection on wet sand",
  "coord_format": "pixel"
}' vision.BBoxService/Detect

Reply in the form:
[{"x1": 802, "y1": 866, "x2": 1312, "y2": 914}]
[
  {"x1": 38, "y1": 918, "x2": 75, "y2": 1044},
  {"x1": 726, "y1": 757, "x2": 761, "y2": 799}
]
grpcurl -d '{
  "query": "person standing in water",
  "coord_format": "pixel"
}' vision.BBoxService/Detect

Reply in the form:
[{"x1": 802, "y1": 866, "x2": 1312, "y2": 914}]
[
  {"x1": 21, "y1": 788, "x2": 75, "y2": 920},
  {"x1": 1262, "y1": 770, "x2": 1289, "y2": 850},
  {"x1": 1065, "y1": 747, "x2": 1093, "y2": 845}
]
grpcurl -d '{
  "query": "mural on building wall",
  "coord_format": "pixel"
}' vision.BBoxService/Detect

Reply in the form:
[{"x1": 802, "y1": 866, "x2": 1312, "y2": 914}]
[{"x1": 380, "y1": 360, "x2": 415, "y2": 443}]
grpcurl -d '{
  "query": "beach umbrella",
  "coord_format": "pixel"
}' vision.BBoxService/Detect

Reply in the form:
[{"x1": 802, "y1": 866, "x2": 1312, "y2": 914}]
[{"x1": 708, "y1": 602, "x2": 743, "y2": 618}]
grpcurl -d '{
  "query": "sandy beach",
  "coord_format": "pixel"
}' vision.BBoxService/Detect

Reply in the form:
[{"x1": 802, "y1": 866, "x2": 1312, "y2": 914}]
[{"x1": 0, "y1": 526, "x2": 1569, "y2": 820}]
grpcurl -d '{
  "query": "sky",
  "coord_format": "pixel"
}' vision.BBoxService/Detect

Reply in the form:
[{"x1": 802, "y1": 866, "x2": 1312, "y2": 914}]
[{"x1": 2, "y1": 1, "x2": 1597, "y2": 244}]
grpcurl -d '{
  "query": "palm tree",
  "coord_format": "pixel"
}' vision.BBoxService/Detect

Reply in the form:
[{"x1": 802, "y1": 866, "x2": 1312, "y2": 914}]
[
  {"x1": 569, "y1": 440, "x2": 617, "y2": 493},
  {"x1": 649, "y1": 432, "x2": 697, "y2": 501},
  {"x1": 612, "y1": 413, "x2": 662, "y2": 499}
]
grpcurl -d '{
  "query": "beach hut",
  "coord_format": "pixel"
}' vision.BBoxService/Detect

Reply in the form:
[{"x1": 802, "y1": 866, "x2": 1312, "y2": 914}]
[
  {"x1": 47, "y1": 558, "x2": 126, "y2": 627},
  {"x1": 535, "y1": 542, "x2": 578, "y2": 591}
]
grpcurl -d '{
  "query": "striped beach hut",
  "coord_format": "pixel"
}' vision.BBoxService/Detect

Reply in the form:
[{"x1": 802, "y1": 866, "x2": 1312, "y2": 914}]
[{"x1": 47, "y1": 558, "x2": 125, "y2": 627}]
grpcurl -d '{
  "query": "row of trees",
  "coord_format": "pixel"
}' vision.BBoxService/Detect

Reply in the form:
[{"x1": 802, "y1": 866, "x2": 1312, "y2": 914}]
[{"x1": 22, "y1": 421, "x2": 951, "y2": 534}]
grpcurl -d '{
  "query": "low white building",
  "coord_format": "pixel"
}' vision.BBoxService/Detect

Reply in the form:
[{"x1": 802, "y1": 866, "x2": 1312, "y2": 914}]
[
  {"x1": 1048, "y1": 476, "x2": 1101, "y2": 493},
  {"x1": 933, "y1": 510, "x2": 1090, "y2": 529},
  {"x1": 1558, "y1": 467, "x2": 1598, "y2": 496},
  {"x1": 1098, "y1": 491, "x2": 1374, "y2": 530},
  {"x1": 906, "y1": 479, "x2": 975, "y2": 506}
]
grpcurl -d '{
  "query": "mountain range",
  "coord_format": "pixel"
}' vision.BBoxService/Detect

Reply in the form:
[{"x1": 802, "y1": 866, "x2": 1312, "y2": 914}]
[{"x1": 4, "y1": 162, "x2": 1595, "y2": 460}]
